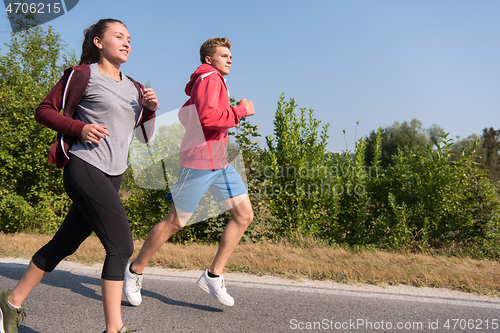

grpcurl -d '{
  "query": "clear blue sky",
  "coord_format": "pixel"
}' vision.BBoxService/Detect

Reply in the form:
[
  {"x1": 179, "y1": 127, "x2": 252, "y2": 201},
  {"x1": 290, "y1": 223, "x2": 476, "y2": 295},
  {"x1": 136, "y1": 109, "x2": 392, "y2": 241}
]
[{"x1": 1, "y1": 0, "x2": 499, "y2": 152}]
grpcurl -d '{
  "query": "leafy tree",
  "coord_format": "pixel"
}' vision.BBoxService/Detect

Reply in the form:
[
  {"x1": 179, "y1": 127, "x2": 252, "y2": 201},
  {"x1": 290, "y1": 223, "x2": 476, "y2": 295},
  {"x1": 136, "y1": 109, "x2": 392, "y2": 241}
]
[
  {"x1": 450, "y1": 134, "x2": 480, "y2": 156},
  {"x1": 427, "y1": 124, "x2": 447, "y2": 146},
  {"x1": 450, "y1": 129, "x2": 500, "y2": 186},
  {"x1": 364, "y1": 119, "x2": 441, "y2": 168},
  {"x1": 0, "y1": 25, "x2": 77, "y2": 232},
  {"x1": 480, "y1": 127, "x2": 500, "y2": 183}
]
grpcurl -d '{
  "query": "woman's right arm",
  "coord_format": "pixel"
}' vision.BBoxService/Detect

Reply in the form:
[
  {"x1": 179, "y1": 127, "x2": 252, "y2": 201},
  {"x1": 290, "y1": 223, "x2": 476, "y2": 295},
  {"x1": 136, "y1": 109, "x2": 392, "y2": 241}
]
[{"x1": 34, "y1": 70, "x2": 87, "y2": 138}]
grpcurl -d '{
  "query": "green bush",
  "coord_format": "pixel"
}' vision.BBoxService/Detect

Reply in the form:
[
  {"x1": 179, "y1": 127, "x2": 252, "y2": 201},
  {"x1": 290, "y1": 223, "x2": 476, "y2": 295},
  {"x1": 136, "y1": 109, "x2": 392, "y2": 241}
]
[
  {"x1": 262, "y1": 94, "x2": 333, "y2": 238},
  {"x1": 0, "y1": 191, "x2": 70, "y2": 233},
  {"x1": 0, "y1": 193, "x2": 34, "y2": 233},
  {"x1": 324, "y1": 137, "x2": 374, "y2": 246},
  {"x1": 249, "y1": 98, "x2": 500, "y2": 258},
  {"x1": 364, "y1": 135, "x2": 500, "y2": 257}
]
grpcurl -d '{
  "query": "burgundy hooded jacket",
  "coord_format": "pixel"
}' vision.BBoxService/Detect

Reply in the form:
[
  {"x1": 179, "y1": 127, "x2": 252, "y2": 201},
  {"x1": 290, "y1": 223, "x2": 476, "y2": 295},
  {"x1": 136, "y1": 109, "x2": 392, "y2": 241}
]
[{"x1": 35, "y1": 65, "x2": 156, "y2": 168}]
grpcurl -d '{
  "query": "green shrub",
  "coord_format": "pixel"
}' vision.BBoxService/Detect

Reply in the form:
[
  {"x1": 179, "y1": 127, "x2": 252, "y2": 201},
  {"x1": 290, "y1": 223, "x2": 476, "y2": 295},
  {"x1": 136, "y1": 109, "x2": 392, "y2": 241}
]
[
  {"x1": 0, "y1": 193, "x2": 34, "y2": 233},
  {"x1": 0, "y1": 191, "x2": 70, "y2": 233},
  {"x1": 366, "y1": 135, "x2": 500, "y2": 257},
  {"x1": 262, "y1": 94, "x2": 333, "y2": 238}
]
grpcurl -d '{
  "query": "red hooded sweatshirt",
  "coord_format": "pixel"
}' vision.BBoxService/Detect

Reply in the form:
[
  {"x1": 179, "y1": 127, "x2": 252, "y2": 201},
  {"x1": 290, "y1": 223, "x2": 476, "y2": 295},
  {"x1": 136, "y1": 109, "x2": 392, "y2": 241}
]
[{"x1": 178, "y1": 64, "x2": 247, "y2": 170}]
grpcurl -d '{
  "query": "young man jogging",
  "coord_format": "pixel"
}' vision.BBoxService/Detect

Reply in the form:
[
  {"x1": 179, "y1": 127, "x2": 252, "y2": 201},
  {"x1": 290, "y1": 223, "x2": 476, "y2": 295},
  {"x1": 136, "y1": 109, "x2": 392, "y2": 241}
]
[{"x1": 123, "y1": 37, "x2": 255, "y2": 307}]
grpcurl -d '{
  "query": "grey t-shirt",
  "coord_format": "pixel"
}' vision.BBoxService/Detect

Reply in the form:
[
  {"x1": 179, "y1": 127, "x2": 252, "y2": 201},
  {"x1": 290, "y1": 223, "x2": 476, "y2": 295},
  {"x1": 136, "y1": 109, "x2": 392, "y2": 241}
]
[{"x1": 69, "y1": 63, "x2": 140, "y2": 175}]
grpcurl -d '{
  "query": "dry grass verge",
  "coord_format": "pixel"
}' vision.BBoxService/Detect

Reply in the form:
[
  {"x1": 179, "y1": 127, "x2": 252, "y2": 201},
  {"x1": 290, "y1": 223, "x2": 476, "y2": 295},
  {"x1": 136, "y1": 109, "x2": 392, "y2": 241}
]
[{"x1": 1, "y1": 233, "x2": 499, "y2": 296}]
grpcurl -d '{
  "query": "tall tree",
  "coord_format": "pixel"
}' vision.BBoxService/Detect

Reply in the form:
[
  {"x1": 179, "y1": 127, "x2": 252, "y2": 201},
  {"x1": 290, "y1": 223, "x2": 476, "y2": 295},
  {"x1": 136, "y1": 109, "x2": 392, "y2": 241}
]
[
  {"x1": 480, "y1": 127, "x2": 500, "y2": 183},
  {"x1": 0, "y1": 24, "x2": 77, "y2": 232},
  {"x1": 364, "y1": 119, "x2": 437, "y2": 168},
  {"x1": 482, "y1": 127, "x2": 500, "y2": 167}
]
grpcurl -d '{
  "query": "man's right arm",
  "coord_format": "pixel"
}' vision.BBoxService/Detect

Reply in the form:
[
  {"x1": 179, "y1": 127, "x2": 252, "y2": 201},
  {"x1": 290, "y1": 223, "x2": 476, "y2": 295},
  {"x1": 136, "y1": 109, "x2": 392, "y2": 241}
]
[
  {"x1": 194, "y1": 78, "x2": 248, "y2": 129},
  {"x1": 238, "y1": 99, "x2": 255, "y2": 116}
]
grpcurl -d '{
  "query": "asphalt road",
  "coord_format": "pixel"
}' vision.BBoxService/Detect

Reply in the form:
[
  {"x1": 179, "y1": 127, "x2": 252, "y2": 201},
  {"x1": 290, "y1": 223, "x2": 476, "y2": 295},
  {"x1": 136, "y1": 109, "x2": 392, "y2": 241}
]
[{"x1": 1, "y1": 258, "x2": 500, "y2": 333}]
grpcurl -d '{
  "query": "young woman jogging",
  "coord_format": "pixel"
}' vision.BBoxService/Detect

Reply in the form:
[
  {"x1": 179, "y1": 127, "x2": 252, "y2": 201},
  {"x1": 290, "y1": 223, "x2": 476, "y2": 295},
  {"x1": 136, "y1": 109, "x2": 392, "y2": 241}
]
[{"x1": 0, "y1": 18, "x2": 158, "y2": 333}]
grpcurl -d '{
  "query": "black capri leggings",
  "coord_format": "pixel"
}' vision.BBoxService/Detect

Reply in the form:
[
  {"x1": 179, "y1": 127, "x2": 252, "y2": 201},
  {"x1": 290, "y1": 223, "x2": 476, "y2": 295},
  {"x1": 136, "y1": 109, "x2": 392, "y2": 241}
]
[{"x1": 32, "y1": 154, "x2": 134, "y2": 281}]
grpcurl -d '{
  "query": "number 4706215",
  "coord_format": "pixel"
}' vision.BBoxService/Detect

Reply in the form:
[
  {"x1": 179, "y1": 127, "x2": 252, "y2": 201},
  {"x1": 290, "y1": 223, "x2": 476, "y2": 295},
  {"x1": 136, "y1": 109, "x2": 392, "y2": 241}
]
[
  {"x1": 5, "y1": 2, "x2": 61, "y2": 14},
  {"x1": 443, "y1": 319, "x2": 498, "y2": 330}
]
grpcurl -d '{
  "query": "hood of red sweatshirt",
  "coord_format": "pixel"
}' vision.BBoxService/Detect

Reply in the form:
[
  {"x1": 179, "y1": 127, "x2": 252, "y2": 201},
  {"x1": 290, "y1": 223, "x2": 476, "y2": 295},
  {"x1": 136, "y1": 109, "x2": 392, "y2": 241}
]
[{"x1": 184, "y1": 64, "x2": 222, "y2": 96}]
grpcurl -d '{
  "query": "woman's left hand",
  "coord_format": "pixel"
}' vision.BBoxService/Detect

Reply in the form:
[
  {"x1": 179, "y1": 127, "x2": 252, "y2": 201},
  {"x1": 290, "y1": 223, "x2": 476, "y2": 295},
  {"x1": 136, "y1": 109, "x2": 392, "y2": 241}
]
[{"x1": 143, "y1": 87, "x2": 159, "y2": 111}]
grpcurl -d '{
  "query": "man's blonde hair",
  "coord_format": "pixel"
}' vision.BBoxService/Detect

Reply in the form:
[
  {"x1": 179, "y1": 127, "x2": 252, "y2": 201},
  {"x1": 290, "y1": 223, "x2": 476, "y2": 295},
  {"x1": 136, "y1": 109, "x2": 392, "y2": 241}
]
[{"x1": 200, "y1": 37, "x2": 231, "y2": 64}]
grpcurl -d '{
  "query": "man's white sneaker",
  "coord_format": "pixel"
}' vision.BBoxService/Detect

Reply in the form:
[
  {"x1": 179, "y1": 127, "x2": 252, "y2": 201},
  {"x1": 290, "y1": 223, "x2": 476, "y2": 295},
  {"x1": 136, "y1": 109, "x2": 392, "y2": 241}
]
[
  {"x1": 197, "y1": 269, "x2": 234, "y2": 306},
  {"x1": 123, "y1": 262, "x2": 143, "y2": 306}
]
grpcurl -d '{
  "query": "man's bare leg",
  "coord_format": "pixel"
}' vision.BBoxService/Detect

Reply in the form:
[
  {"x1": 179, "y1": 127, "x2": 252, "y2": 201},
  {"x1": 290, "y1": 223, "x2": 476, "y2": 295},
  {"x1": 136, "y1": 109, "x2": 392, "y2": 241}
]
[
  {"x1": 209, "y1": 194, "x2": 253, "y2": 275},
  {"x1": 130, "y1": 203, "x2": 191, "y2": 274},
  {"x1": 195, "y1": 194, "x2": 253, "y2": 306},
  {"x1": 125, "y1": 195, "x2": 252, "y2": 307}
]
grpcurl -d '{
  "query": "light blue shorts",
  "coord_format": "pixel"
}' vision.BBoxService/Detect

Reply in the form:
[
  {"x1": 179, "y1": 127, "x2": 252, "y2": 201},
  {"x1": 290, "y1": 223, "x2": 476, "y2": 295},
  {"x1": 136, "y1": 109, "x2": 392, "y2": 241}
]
[{"x1": 166, "y1": 165, "x2": 248, "y2": 213}]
